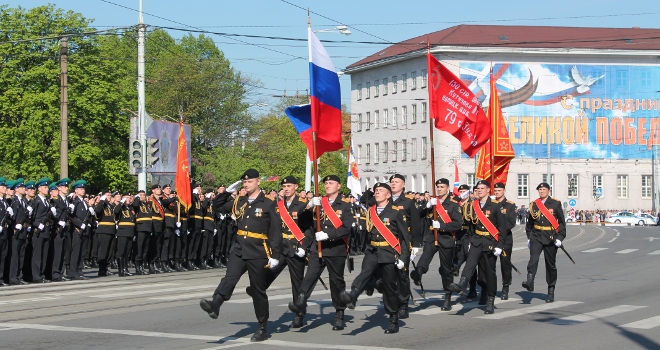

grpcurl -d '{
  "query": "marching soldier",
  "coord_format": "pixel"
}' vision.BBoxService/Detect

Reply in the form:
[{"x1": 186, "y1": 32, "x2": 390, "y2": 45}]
[
  {"x1": 0, "y1": 178, "x2": 10, "y2": 286},
  {"x1": 523, "y1": 182, "x2": 566, "y2": 303},
  {"x1": 94, "y1": 190, "x2": 116, "y2": 277},
  {"x1": 133, "y1": 190, "x2": 152, "y2": 275},
  {"x1": 449, "y1": 180, "x2": 507, "y2": 314},
  {"x1": 492, "y1": 182, "x2": 517, "y2": 300},
  {"x1": 115, "y1": 194, "x2": 136, "y2": 277},
  {"x1": 188, "y1": 184, "x2": 205, "y2": 270},
  {"x1": 52, "y1": 178, "x2": 71, "y2": 282},
  {"x1": 201, "y1": 189, "x2": 216, "y2": 269},
  {"x1": 9, "y1": 179, "x2": 29, "y2": 285},
  {"x1": 30, "y1": 178, "x2": 55, "y2": 283},
  {"x1": 68, "y1": 180, "x2": 93, "y2": 280},
  {"x1": 288, "y1": 175, "x2": 353, "y2": 331},
  {"x1": 340, "y1": 182, "x2": 409, "y2": 334},
  {"x1": 174, "y1": 192, "x2": 189, "y2": 272},
  {"x1": 161, "y1": 184, "x2": 178, "y2": 272},
  {"x1": 148, "y1": 184, "x2": 165, "y2": 274},
  {"x1": 199, "y1": 169, "x2": 282, "y2": 342},
  {"x1": 411, "y1": 178, "x2": 462, "y2": 311}
]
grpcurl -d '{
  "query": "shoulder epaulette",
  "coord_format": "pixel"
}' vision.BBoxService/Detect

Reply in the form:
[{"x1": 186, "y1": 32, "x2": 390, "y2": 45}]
[
  {"x1": 506, "y1": 200, "x2": 515, "y2": 205},
  {"x1": 450, "y1": 198, "x2": 458, "y2": 203},
  {"x1": 405, "y1": 193, "x2": 414, "y2": 199},
  {"x1": 391, "y1": 205, "x2": 400, "y2": 211},
  {"x1": 342, "y1": 197, "x2": 351, "y2": 203},
  {"x1": 529, "y1": 201, "x2": 534, "y2": 207},
  {"x1": 299, "y1": 197, "x2": 308, "y2": 203},
  {"x1": 551, "y1": 197, "x2": 559, "y2": 201},
  {"x1": 265, "y1": 194, "x2": 276, "y2": 201}
]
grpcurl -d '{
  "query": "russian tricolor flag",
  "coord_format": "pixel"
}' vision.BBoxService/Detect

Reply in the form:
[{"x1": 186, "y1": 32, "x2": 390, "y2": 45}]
[{"x1": 285, "y1": 27, "x2": 343, "y2": 160}]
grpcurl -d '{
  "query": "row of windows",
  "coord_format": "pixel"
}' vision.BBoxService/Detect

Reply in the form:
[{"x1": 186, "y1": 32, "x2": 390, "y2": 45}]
[
  {"x1": 515, "y1": 174, "x2": 650, "y2": 199},
  {"x1": 363, "y1": 174, "x2": 428, "y2": 193},
  {"x1": 586, "y1": 69, "x2": 652, "y2": 88},
  {"x1": 355, "y1": 103, "x2": 428, "y2": 131},
  {"x1": 356, "y1": 138, "x2": 428, "y2": 165},
  {"x1": 356, "y1": 70, "x2": 427, "y2": 100}
]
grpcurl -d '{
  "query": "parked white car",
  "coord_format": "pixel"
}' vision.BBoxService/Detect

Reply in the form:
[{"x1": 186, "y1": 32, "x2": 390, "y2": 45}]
[
  {"x1": 605, "y1": 211, "x2": 646, "y2": 225},
  {"x1": 638, "y1": 213, "x2": 658, "y2": 226}
]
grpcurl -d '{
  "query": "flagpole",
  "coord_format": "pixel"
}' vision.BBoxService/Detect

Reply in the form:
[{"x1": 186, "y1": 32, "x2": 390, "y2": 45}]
[
  {"x1": 427, "y1": 40, "x2": 439, "y2": 247},
  {"x1": 489, "y1": 67, "x2": 495, "y2": 192},
  {"x1": 309, "y1": 14, "x2": 323, "y2": 258}
]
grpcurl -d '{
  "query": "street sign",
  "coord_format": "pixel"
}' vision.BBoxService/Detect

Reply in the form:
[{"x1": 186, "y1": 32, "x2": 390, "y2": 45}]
[
  {"x1": 568, "y1": 199, "x2": 577, "y2": 207},
  {"x1": 595, "y1": 187, "x2": 603, "y2": 198}
]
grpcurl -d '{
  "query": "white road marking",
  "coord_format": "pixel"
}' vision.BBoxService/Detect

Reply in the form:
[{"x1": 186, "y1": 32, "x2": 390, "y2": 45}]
[
  {"x1": 548, "y1": 305, "x2": 647, "y2": 325},
  {"x1": 0, "y1": 322, "x2": 409, "y2": 350},
  {"x1": 88, "y1": 285, "x2": 216, "y2": 298},
  {"x1": 581, "y1": 248, "x2": 608, "y2": 253},
  {"x1": 512, "y1": 247, "x2": 527, "y2": 252},
  {"x1": 47, "y1": 283, "x2": 180, "y2": 296},
  {"x1": 412, "y1": 298, "x2": 520, "y2": 316},
  {"x1": 621, "y1": 316, "x2": 660, "y2": 329},
  {"x1": 225, "y1": 290, "x2": 332, "y2": 304},
  {"x1": 0, "y1": 281, "x2": 133, "y2": 296},
  {"x1": 476, "y1": 301, "x2": 583, "y2": 320},
  {"x1": 149, "y1": 285, "x2": 290, "y2": 301},
  {"x1": 0, "y1": 297, "x2": 61, "y2": 305},
  {"x1": 615, "y1": 249, "x2": 639, "y2": 254},
  {"x1": 648, "y1": 250, "x2": 660, "y2": 255}
]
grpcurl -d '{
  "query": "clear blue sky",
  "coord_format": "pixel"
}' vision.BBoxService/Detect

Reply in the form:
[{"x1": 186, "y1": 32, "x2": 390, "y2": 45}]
[{"x1": 4, "y1": 0, "x2": 659, "y2": 111}]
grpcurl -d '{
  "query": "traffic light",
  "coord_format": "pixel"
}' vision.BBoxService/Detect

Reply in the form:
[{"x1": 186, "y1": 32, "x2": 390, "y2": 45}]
[
  {"x1": 131, "y1": 140, "x2": 142, "y2": 169},
  {"x1": 146, "y1": 137, "x2": 159, "y2": 168}
]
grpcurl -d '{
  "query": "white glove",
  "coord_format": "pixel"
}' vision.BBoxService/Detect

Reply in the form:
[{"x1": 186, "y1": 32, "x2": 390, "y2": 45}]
[
  {"x1": 411, "y1": 247, "x2": 419, "y2": 256},
  {"x1": 395, "y1": 259, "x2": 405, "y2": 269},
  {"x1": 115, "y1": 224, "x2": 118, "y2": 230},
  {"x1": 493, "y1": 247, "x2": 502, "y2": 256},
  {"x1": 27, "y1": 206, "x2": 33, "y2": 214},
  {"x1": 27, "y1": 227, "x2": 31, "y2": 232},
  {"x1": 432, "y1": 220, "x2": 441, "y2": 229},
  {"x1": 410, "y1": 253, "x2": 417, "y2": 262},
  {"x1": 133, "y1": 236, "x2": 136, "y2": 241},
  {"x1": 67, "y1": 193, "x2": 74, "y2": 198},
  {"x1": 88, "y1": 207, "x2": 95, "y2": 214},
  {"x1": 460, "y1": 191, "x2": 470, "y2": 200},
  {"x1": 176, "y1": 222, "x2": 181, "y2": 228},
  {"x1": 175, "y1": 229, "x2": 180, "y2": 236},
  {"x1": 205, "y1": 193, "x2": 212, "y2": 199},
  {"x1": 120, "y1": 198, "x2": 126, "y2": 204},
  {"x1": 134, "y1": 194, "x2": 140, "y2": 199},
  {"x1": 268, "y1": 258, "x2": 280, "y2": 269},
  {"x1": 192, "y1": 189, "x2": 199, "y2": 195},
  {"x1": 7, "y1": 207, "x2": 13, "y2": 216},
  {"x1": 213, "y1": 229, "x2": 217, "y2": 236},
  {"x1": 426, "y1": 197, "x2": 438, "y2": 208},
  {"x1": 231, "y1": 214, "x2": 237, "y2": 221},
  {"x1": 315, "y1": 231, "x2": 329, "y2": 241},
  {"x1": 100, "y1": 195, "x2": 107, "y2": 201},
  {"x1": 186, "y1": 230, "x2": 190, "y2": 235},
  {"x1": 351, "y1": 222, "x2": 356, "y2": 227},
  {"x1": 68, "y1": 204, "x2": 75, "y2": 211},
  {"x1": 358, "y1": 225, "x2": 362, "y2": 230},
  {"x1": 295, "y1": 247, "x2": 306, "y2": 258},
  {"x1": 50, "y1": 207, "x2": 57, "y2": 216},
  {"x1": 555, "y1": 239, "x2": 562, "y2": 247},
  {"x1": 59, "y1": 221, "x2": 65, "y2": 228},
  {"x1": 0, "y1": 227, "x2": 2, "y2": 233},
  {"x1": 81, "y1": 223, "x2": 86, "y2": 230},
  {"x1": 226, "y1": 180, "x2": 242, "y2": 193},
  {"x1": 308, "y1": 197, "x2": 321, "y2": 208},
  {"x1": 38, "y1": 223, "x2": 44, "y2": 230},
  {"x1": 15, "y1": 224, "x2": 22, "y2": 230},
  {"x1": 219, "y1": 214, "x2": 226, "y2": 220}
]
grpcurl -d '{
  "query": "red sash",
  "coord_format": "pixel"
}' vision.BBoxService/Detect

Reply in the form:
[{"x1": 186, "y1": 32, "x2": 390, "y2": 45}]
[
  {"x1": 277, "y1": 200, "x2": 305, "y2": 243},
  {"x1": 473, "y1": 201, "x2": 499, "y2": 241},
  {"x1": 151, "y1": 196, "x2": 165, "y2": 219},
  {"x1": 369, "y1": 205, "x2": 401, "y2": 254},
  {"x1": 322, "y1": 197, "x2": 342, "y2": 228},
  {"x1": 434, "y1": 198, "x2": 452, "y2": 223},
  {"x1": 534, "y1": 198, "x2": 559, "y2": 231}
]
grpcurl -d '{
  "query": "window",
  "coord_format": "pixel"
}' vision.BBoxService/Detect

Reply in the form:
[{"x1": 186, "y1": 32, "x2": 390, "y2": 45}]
[
  {"x1": 357, "y1": 84, "x2": 362, "y2": 100},
  {"x1": 421, "y1": 137, "x2": 428, "y2": 160},
  {"x1": 374, "y1": 110, "x2": 380, "y2": 129},
  {"x1": 591, "y1": 69, "x2": 605, "y2": 87},
  {"x1": 542, "y1": 174, "x2": 554, "y2": 189},
  {"x1": 411, "y1": 104, "x2": 417, "y2": 124},
  {"x1": 402, "y1": 105, "x2": 408, "y2": 125},
  {"x1": 421, "y1": 69, "x2": 427, "y2": 88},
  {"x1": 374, "y1": 143, "x2": 379, "y2": 164},
  {"x1": 641, "y1": 71, "x2": 652, "y2": 87},
  {"x1": 642, "y1": 175, "x2": 652, "y2": 198},
  {"x1": 383, "y1": 78, "x2": 388, "y2": 95},
  {"x1": 411, "y1": 138, "x2": 417, "y2": 161},
  {"x1": 401, "y1": 73, "x2": 407, "y2": 92},
  {"x1": 617, "y1": 175, "x2": 628, "y2": 198},
  {"x1": 365, "y1": 112, "x2": 371, "y2": 130},
  {"x1": 593, "y1": 175, "x2": 603, "y2": 198},
  {"x1": 383, "y1": 109, "x2": 389, "y2": 128},
  {"x1": 374, "y1": 80, "x2": 379, "y2": 97},
  {"x1": 401, "y1": 139, "x2": 407, "y2": 161},
  {"x1": 411, "y1": 71, "x2": 417, "y2": 90},
  {"x1": 518, "y1": 174, "x2": 529, "y2": 197},
  {"x1": 616, "y1": 70, "x2": 628, "y2": 88},
  {"x1": 365, "y1": 144, "x2": 371, "y2": 164},
  {"x1": 568, "y1": 174, "x2": 578, "y2": 197},
  {"x1": 421, "y1": 174, "x2": 427, "y2": 192},
  {"x1": 467, "y1": 174, "x2": 476, "y2": 188},
  {"x1": 365, "y1": 82, "x2": 371, "y2": 99},
  {"x1": 357, "y1": 145, "x2": 362, "y2": 165},
  {"x1": 392, "y1": 141, "x2": 398, "y2": 162},
  {"x1": 356, "y1": 113, "x2": 362, "y2": 132},
  {"x1": 392, "y1": 107, "x2": 398, "y2": 128},
  {"x1": 410, "y1": 175, "x2": 416, "y2": 192},
  {"x1": 383, "y1": 142, "x2": 388, "y2": 162},
  {"x1": 392, "y1": 76, "x2": 397, "y2": 94},
  {"x1": 421, "y1": 102, "x2": 427, "y2": 122}
]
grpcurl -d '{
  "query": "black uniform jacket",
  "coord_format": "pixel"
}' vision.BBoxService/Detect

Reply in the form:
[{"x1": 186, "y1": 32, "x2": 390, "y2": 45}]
[
  {"x1": 0, "y1": 198, "x2": 10, "y2": 239},
  {"x1": 150, "y1": 195, "x2": 165, "y2": 233},
  {"x1": 162, "y1": 196, "x2": 178, "y2": 230},
  {"x1": 94, "y1": 200, "x2": 116, "y2": 235},
  {"x1": 203, "y1": 198, "x2": 215, "y2": 231},
  {"x1": 276, "y1": 195, "x2": 312, "y2": 258},
  {"x1": 464, "y1": 197, "x2": 508, "y2": 251},
  {"x1": 221, "y1": 191, "x2": 283, "y2": 260},
  {"x1": 189, "y1": 195, "x2": 205, "y2": 231},
  {"x1": 10, "y1": 195, "x2": 29, "y2": 239},
  {"x1": 366, "y1": 202, "x2": 410, "y2": 263},
  {"x1": 422, "y1": 196, "x2": 463, "y2": 248},
  {"x1": 526, "y1": 197, "x2": 566, "y2": 245},
  {"x1": 70, "y1": 196, "x2": 91, "y2": 236},
  {"x1": 304, "y1": 193, "x2": 353, "y2": 257},
  {"x1": 498, "y1": 197, "x2": 518, "y2": 245},
  {"x1": 31, "y1": 195, "x2": 53, "y2": 236},
  {"x1": 391, "y1": 193, "x2": 422, "y2": 248},
  {"x1": 114, "y1": 203, "x2": 136, "y2": 237},
  {"x1": 132, "y1": 199, "x2": 153, "y2": 233}
]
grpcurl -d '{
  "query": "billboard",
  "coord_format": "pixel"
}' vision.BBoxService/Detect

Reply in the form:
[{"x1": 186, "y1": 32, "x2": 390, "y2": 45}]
[
  {"x1": 460, "y1": 63, "x2": 660, "y2": 159},
  {"x1": 146, "y1": 120, "x2": 191, "y2": 173}
]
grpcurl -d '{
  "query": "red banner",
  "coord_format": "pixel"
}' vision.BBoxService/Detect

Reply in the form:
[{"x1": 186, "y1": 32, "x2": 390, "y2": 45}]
[
  {"x1": 175, "y1": 120, "x2": 192, "y2": 210},
  {"x1": 427, "y1": 53, "x2": 491, "y2": 157}
]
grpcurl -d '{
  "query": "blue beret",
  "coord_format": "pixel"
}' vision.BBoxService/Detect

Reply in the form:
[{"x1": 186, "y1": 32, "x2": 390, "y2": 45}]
[
  {"x1": 49, "y1": 182, "x2": 59, "y2": 191},
  {"x1": 25, "y1": 180, "x2": 36, "y2": 189},
  {"x1": 57, "y1": 178, "x2": 71, "y2": 187},
  {"x1": 72, "y1": 180, "x2": 87, "y2": 189},
  {"x1": 37, "y1": 177, "x2": 51, "y2": 187}
]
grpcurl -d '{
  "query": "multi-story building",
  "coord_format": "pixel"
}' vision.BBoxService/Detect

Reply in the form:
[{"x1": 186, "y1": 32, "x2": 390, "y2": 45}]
[{"x1": 345, "y1": 25, "x2": 660, "y2": 212}]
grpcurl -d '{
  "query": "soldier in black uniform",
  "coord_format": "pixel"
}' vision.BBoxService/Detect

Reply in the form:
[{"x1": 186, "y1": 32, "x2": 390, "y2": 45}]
[
  {"x1": 288, "y1": 175, "x2": 353, "y2": 331},
  {"x1": 115, "y1": 194, "x2": 136, "y2": 277},
  {"x1": 340, "y1": 182, "x2": 409, "y2": 334},
  {"x1": 133, "y1": 190, "x2": 152, "y2": 275},
  {"x1": 161, "y1": 184, "x2": 178, "y2": 272},
  {"x1": 8, "y1": 179, "x2": 29, "y2": 285},
  {"x1": 148, "y1": 185, "x2": 165, "y2": 274},
  {"x1": 173, "y1": 193, "x2": 189, "y2": 272},
  {"x1": 94, "y1": 190, "x2": 116, "y2": 277},
  {"x1": 69, "y1": 180, "x2": 94, "y2": 280},
  {"x1": 411, "y1": 178, "x2": 462, "y2": 310},
  {"x1": 0, "y1": 178, "x2": 10, "y2": 286},
  {"x1": 200, "y1": 189, "x2": 216, "y2": 269},
  {"x1": 187, "y1": 185, "x2": 204, "y2": 270},
  {"x1": 493, "y1": 182, "x2": 517, "y2": 300},
  {"x1": 30, "y1": 178, "x2": 54, "y2": 283},
  {"x1": 51, "y1": 178, "x2": 71, "y2": 282},
  {"x1": 449, "y1": 180, "x2": 507, "y2": 314},
  {"x1": 199, "y1": 169, "x2": 282, "y2": 342},
  {"x1": 523, "y1": 182, "x2": 566, "y2": 303}
]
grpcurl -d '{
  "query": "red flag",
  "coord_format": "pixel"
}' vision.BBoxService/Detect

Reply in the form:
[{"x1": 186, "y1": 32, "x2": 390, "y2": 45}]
[
  {"x1": 175, "y1": 120, "x2": 192, "y2": 210},
  {"x1": 427, "y1": 53, "x2": 491, "y2": 157},
  {"x1": 453, "y1": 159, "x2": 460, "y2": 197},
  {"x1": 476, "y1": 73, "x2": 515, "y2": 185}
]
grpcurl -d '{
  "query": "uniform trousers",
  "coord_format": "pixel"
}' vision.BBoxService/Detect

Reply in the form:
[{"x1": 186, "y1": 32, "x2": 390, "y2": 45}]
[
  {"x1": 64, "y1": 230, "x2": 72, "y2": 269},
  {"x1": 0, "y1": 235, "x2": 8, "y2": 282},
  {"x1": 213, "y1": 253, "x2": 270, "y2": 323},
  {"x1": 350, "y1": 247, "x2": 399, "y2": 313},
  {"x1": 148, "y1": 231, "x2": 161, "y2": 263},
  {"x1": 461, "y1": 247, "x2": 498, "y2": 297},
  {"x1": 264, "y1": 253, "x2": 305, "y2": 299},
  {"x1": 51, "y1": 229, "x2": 67, "y2": 280},
  {"x1": 116, "y1": 236, "x2": 133, "y2": 259},
  {"x1": 175, "y1": 231, "x2": 187, "y2": 261},
  {"x1": 160, "y1": 228, "x2": 173, "y2": 262},
  {"x1": 200, "y1": 229, "x2": 214, "y2": 261},
  {"x1": 299, "y1": 252, "x2": 346, "y2": 311},
  {"x1": 9, "y1": 236, "x2": 26, "y2": 283},
  {"x1": 31, "y1": 228, "x2": 51, "y2": 281},
  {"x1": 69, "y1": 232, "x2": 87, "y2": 277},
  {"x1": 417, "y1": 241, "x2": 455, "y2": 290},
  {"x1": 500, "y1": 237, "x2": 514, "y2": 287},
  {"x1": 89, "y1": 229, "x2": 99, "y2": 260},
  {"x1": 187, "y1": 230, "x2": 201, "y2": 261},
  {"x1": 527, "y1": 240, "x2": 558, "y2": 287},
  {"x1": 135, "y1": 231, "x2": 150, "y2": 264},
  {"x1": 397, "y1": 256, "x2": 411, "y2": 307},
  {"x1": 97, "y1": 234, "x2": 114, "y2": 270}
]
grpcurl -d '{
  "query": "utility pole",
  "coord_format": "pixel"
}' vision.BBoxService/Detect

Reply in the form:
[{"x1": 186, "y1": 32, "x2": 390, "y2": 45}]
[
  {"x1": 652, "y1": 142, "x2": 656, "y2": 212},
  {"x1": 137, "y1": 0, "x2": 147, "y2": 191},
  {"x1": 547, "y1": 119, "x2": 551, "y2": 186},
  {"x1": 59, "y1": 37, "x2": 68, "y2": 178}
]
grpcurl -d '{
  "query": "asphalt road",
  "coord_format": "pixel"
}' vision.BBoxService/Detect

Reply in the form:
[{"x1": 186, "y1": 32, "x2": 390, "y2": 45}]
[{"x1": 1, "y1": 224, "x2": 660, "y2": 350}]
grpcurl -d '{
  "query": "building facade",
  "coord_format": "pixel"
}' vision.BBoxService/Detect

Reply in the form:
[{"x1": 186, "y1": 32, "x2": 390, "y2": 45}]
[{"x1": 345, "y1": 25, "x2": 660, "y2": 211}]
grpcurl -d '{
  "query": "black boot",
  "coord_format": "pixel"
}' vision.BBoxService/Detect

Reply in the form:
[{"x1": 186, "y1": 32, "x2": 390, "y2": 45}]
[
  {"x1": 546, "y1": 286, "x2": 555, "y2": 303},
  {"x1": 332, "y1": 310, "x2": 345, "y2": 331},
  {"x1": 158, "y1": 261, "x2": 169, "y2": 273},
  {"x1": 199, "y1": 294, "x2": 224, "y2": 319},
  {"x1": 290, "y1": 315, "x2": 304, "y2": 329},
  {"x1": 122, "y1": 258, "x2": 133, "y2": 276},
  {"x1": 135, "y1": 262, "x2": 144, "y2": 275},
  {"x1": 110, "y1": 259, "x2": 118, "y2": 270},
  {"x1": 90, "y1": 259, "x2": 98, "y2": 268},
  {"x1": 201, "y1": 260, "x2": 210, "y2": 270},
  {"x1": 522, "y1": 272, "x2": 535, "y2": 291},
  {"x1": 452, "y1": 264, "x2": 459, "y2": 277},
  {"x1": 449, "y1": 276, "x2": 469, "y2": 296},
  {"x1": 479, "y1": 289, "x2": 488, "y2": 305},
  {"x1": 190, "y1": 260, "x2": 200, "y2": 271},
  {"x1": 410, "y1": 266, "x2": 424, "y2": 286},
  {"x1": 288, "y1": 292, "x2": 307, "y2": 317},
  {"x1": 398, "y1": 304, "x2": 409, "y2": 319},
  {"x1": 384, "y1": 312, "x2": 399, "y2": 334},
  {"x1": 501, "y1": 285, "x2": 509, "y2": 300},
  {"x1": 175, "y1": 260, "x2": 186, "y2": 272},
  {"x1": 148, "y1": 262, "x2": 158, "y2": 274},
  {"x1": 166, "y1": 260, "x2": 176, "y2": 272},
  {"x1": 152, "y1": 262, "x2": 163, "y2": 274},
  {"x1": 250, "y1": 322, "x2": 268, "y2": 342},
  {"x1": 441, "y1": 292, "x2": 452, "y2": 311},
  {"x1": 485, "y1": 296, "x2": 495, "y2": 314},
  {"x1": 340, "y1": 288, "x2": 358, "y2": 309},
  {"x1": 117, "y1": 259, "x2": 125, "y2": 277}
]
